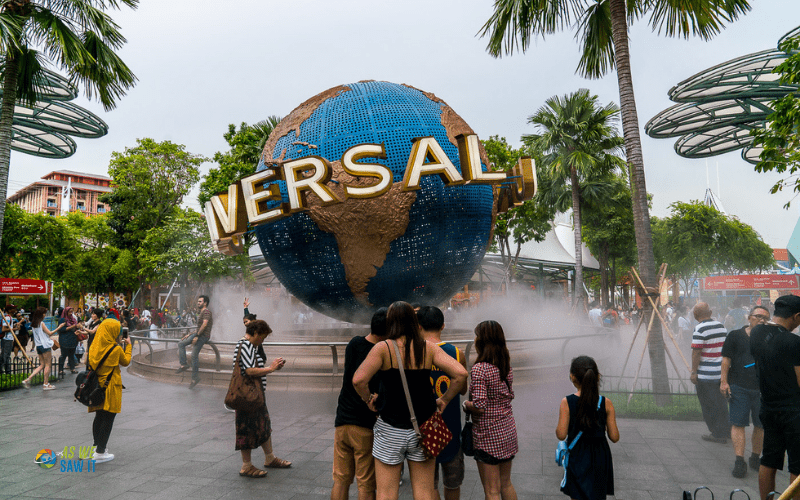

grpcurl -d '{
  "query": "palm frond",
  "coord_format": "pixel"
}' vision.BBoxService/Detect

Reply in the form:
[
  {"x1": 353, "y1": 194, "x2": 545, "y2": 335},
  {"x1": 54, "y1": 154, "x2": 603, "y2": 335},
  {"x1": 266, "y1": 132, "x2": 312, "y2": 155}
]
[
  {"x1": 28, "y1": 7, "x2": 89, "y2": 67},
  {"x1": 480, "y1": 0, "x2": 587, "y2": 57},
  {"x1": 69, "y1": 29, "x2": 136, "y2": 110},
  {"x1": 647, "y1": 0, "x2": 751, "y2": 40},
  {"x1": 13, "y1": 47, "x2": 48, "y2": 105},
  {"x1": 576, "y1": 0, "x2": 614, "y2": 78}
]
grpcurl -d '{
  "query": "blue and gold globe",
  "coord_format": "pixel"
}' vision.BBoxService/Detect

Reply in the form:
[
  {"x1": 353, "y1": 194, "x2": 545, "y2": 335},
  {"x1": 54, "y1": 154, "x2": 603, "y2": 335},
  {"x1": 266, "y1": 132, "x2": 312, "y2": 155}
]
[{"x1": 256, "y1": 81, "x2": 495, "y2": 323}]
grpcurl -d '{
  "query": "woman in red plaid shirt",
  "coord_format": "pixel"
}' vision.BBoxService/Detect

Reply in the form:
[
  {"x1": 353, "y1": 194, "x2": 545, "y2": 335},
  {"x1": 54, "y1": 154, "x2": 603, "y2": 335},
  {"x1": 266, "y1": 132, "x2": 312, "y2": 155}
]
[{"x1": 463, "y1": 320, "x2": 518, "y2": 500}]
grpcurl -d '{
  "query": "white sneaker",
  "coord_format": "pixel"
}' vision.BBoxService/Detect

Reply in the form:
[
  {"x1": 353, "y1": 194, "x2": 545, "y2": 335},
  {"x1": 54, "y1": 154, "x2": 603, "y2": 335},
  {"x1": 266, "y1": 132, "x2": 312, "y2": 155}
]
[
  {"x1": 42, "y1": 384, "x2": 56, "y2": 391},
  {"x1": 92, "y1": 452, "x2": 114, "y2": 463}
]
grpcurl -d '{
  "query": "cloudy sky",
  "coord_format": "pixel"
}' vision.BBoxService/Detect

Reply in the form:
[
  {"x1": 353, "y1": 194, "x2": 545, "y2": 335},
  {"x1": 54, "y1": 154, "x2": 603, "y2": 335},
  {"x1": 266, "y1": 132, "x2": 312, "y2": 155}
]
[{"x1": 7, "y1": 0, "x2": 800, "y2": 248}]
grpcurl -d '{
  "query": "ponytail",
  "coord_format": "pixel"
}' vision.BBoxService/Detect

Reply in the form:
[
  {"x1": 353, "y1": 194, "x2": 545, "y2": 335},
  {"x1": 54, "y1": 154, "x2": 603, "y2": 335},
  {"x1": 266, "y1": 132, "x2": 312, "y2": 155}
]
[{"x1": 570, "y1": 355, "x2": 601, "y2": 431}]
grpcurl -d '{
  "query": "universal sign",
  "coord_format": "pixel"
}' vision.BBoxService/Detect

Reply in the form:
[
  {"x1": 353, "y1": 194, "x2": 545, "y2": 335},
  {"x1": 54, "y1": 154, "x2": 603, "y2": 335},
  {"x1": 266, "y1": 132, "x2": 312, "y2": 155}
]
[{"x1": 205, "y1": 134, "x2": 536, "y2": 255}]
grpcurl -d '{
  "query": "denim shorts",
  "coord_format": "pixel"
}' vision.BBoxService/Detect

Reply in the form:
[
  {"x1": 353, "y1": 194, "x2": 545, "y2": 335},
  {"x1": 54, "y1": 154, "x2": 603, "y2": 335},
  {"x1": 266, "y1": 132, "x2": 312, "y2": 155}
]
[
  {"x1": 434, "y1": 448, "x2": 464, "y2": 489},
  {"x1": 760, "y1": 410, "x2": 800, "y2": 474},
  {"x1": 729, "y1": 384, "x2": 762, "y2": 428},
  {"x1": 474, "y1": 448, "x2": 514, "y2": 465},
  {"x1": 36, "y1": 346, "x2": 51, "y2": 355}
]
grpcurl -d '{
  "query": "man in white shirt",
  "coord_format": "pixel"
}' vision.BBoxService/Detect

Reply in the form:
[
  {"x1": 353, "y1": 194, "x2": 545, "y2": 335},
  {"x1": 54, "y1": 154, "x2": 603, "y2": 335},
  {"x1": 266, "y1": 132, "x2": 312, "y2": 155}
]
[{"x1": 588, "y1": 302, "x2": 602, "y2": 326}]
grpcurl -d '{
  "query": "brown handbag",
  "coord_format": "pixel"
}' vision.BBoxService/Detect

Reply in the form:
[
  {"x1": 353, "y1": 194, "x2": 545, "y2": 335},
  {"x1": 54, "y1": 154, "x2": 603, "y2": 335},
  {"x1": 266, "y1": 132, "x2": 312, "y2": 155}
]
[
  {"x1": 391, "y1": 340, "x2": 453, "y2": 459},
  {"x1": 224, "y1": 341, "x2": 265, "y2": 411}
]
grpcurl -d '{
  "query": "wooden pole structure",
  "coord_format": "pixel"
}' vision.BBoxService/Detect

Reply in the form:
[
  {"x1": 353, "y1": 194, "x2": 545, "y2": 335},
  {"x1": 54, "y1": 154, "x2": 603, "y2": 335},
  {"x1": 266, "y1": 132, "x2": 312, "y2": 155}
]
[
  {"x1": 628, "y1": 310, "x2": 657, "y2": 404},
  {"x1": 777, "y1": 475, "x2": 800, "y2": 500},
  {"x1": 631, "y1": 266, "x2": 691, "y2": 371},
  {"x1": 619, "y1": 309, "x2": 649, "y2": 381}
]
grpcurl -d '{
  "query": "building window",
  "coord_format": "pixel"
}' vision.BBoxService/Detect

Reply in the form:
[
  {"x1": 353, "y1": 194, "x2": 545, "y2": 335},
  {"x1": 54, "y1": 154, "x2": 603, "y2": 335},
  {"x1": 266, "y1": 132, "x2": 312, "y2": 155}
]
[
  {"x1": 47, "y1": 199, "x2": 57, "y2": 208},
  {"x1": 77, "y1": 201, "x2": 86, "y2": 211},
  {"x1": 48, "y1": 211, "x2": 55, "y2": 217},
  {"x1": 97, "y1": 205, "x2": 105, "y2": 213}
]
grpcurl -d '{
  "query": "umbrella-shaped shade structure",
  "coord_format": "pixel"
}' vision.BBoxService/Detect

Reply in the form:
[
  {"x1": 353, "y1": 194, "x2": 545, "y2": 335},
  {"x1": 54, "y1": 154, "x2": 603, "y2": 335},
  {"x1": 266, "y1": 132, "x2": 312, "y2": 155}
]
[
  {"x1": 1, "y1": 63, "x2": 108, "y2": 158},
  {"x1": 645, "y1": 27, "x2": 800, "y2": 164}
]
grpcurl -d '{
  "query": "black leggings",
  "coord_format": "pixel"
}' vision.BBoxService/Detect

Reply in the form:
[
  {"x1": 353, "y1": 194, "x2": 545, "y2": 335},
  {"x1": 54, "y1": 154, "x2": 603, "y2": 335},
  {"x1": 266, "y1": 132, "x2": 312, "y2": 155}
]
[
  {"x1": 92, "y1": 410, "x2": 117, "y2": 454},
  {"x1": 58, "y1": 347, "x2": 77, "y2": 372}
]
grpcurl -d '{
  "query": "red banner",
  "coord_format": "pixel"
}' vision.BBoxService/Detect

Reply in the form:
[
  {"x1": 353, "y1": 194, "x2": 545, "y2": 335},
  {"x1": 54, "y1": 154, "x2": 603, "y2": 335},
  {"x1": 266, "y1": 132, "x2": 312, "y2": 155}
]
[
  {"x1": 0, "y1": 278, "x2": 51, "y2": 295},
  {"x1": 702, "y1": 274, "x2": 800, "y2": 291}
]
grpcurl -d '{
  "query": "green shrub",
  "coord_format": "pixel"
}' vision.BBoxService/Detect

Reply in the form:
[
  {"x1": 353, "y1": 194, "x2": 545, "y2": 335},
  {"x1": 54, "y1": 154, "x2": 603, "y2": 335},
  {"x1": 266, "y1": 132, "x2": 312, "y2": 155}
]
[{"x1": 607, "y1": 391, "x2": 702, "y2": 421}]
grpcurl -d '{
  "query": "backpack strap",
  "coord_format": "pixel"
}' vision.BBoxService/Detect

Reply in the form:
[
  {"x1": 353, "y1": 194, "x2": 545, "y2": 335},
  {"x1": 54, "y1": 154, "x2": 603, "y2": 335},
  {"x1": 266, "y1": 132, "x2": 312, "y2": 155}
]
[
  {"x1": 90, "y1": 345, "x2": 119, "y2": 386},
  {"x1": 561, "y1": 395, "x2": 604, "y2": 488}
]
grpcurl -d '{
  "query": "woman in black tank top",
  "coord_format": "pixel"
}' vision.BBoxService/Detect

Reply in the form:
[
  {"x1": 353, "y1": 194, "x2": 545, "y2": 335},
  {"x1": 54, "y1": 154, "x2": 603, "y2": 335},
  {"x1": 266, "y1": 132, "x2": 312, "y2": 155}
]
[{"x1": 354, "y1": 301, "x2": 467, "y2": 500}]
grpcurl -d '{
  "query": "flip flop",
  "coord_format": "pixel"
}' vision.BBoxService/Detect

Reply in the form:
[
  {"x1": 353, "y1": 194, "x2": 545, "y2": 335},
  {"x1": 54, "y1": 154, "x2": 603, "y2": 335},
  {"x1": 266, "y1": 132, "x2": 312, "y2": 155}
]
[
  {"x1": 239, "y1": 464, "x2": 267, "y2": 478},
  {"x1": 265, "y1": 457, "x2": 292, "y2": 469}
]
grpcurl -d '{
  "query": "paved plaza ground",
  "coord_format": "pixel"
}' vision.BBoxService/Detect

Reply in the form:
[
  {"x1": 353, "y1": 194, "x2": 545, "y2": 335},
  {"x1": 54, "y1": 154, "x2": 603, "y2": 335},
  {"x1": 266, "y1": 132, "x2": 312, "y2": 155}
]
[{"x1": 0, "y1": 364, "x2": 793, "y2": 500}]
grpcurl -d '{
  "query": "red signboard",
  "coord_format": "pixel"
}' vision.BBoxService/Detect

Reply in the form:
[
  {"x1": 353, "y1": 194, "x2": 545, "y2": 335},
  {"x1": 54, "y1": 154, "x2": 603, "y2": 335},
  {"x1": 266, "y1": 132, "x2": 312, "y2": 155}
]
[
  {"x1": 0, "y1": 278, "x2": 51, "y2": 295},
  {"x1": 702, "y1": 274, "x2": 800, "y2": 291}
]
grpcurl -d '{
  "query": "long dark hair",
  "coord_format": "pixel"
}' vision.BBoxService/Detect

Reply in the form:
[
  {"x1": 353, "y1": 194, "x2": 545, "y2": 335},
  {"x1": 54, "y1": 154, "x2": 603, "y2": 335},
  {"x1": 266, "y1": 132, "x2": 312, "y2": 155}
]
[
  {"x1": 31, "y1": 307, "x2": 47, "y2": 328},
  {"x1": 387, "y1": 301, "x2": 425, "y2": 369},
  {"x1": 571, "y1": 355, "x2": 601, "y2": 430},
  {"x1": 474, "y1": 320, "x2": 511, "y2": 382}
]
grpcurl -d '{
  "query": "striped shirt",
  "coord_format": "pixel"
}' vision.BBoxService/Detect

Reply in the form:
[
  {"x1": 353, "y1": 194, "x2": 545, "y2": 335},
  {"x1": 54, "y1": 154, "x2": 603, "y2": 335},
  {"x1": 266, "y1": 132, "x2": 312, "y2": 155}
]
[
  {"x1": 233, "y1": 339, "x2": 267, "y2": 389},
  {"x1": 692, "y1": 319, "x2": 727, "y2": 380}
]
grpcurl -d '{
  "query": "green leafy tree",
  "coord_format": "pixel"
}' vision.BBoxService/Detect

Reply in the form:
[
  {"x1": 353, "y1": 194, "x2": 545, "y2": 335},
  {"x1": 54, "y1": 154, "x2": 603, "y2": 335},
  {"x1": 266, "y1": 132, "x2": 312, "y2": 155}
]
[
  {"x1": 752, "y1": 34, "x2": 800, "y2": 202},
  {"x1": 0, "y1": 0, "x2": 139, "y2": 247},
  {"x1": 138, "y1": 208, "x2": 250, "y2": 303},
  {"x1": 0, "y1": 203, "x2": 77, "y2": 282},
  {"x1": 101, "y1": 138, "x2": 206, "y2": 250},
  {"x1": 523, "y1": 89, "x2": 625, "y2": 306},
  {"x1": 481, "y1": 0, "x2": 750, "y2": 398},
  {"x1": 482, "y1": 136, "x2": 554, "y2": 280},
  {"x1": 198, "y1": 117, "x2": 281, "y2": 206},
  {"x1": 581, "y1": 174, "x2": 637, "y2": 308},
  {"x1": 100, "y1": 138, "x2": 205, "y2": 307},
  {"x1": 652, "y1": 201, "x2": 774, "y2": 298}
]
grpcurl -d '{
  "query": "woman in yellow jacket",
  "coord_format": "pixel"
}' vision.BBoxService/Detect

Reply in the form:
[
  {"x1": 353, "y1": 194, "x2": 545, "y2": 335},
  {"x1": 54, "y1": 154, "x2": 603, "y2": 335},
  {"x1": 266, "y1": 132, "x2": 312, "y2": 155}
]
[{"x1": 87, "y1": 319, "x2": 131, "y2": 464}]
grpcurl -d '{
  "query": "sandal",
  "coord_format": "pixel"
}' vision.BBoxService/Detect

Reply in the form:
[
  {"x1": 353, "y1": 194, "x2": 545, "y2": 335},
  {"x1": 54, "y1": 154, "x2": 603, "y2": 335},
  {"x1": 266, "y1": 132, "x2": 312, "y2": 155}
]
[
  {"x1": 239, "y1": 464, "x2": 267, "y2": 478},
  {"x1": 265, "y1": 457, "x2": 292, "y2": 469}
]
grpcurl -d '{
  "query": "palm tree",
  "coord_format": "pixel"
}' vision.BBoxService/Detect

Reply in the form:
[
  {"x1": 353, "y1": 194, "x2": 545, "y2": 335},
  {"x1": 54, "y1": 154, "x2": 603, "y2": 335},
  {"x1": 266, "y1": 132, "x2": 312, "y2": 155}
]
[
  {"x1": 0, "y1": 0, "x2": 138, "y2": 246},
  {"x1": 524, "y1": 89, "x2": 624, "y2": 307},
  {"x1": 481, "y1": 0, "x2": 749, "y2": 400}
]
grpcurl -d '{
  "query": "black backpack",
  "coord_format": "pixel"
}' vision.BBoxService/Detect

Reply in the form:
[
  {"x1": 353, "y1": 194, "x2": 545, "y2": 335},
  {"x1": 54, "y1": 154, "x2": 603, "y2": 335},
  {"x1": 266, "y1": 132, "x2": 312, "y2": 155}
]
[{"x1": 74, "y1": 346, "x2": 117, "y2": 407}]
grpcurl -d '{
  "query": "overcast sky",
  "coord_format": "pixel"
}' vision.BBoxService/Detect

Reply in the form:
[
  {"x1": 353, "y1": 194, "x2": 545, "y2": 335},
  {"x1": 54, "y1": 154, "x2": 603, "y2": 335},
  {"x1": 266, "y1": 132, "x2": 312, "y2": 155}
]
[{"x1": 8, "y1": 0, "x2": 800, "y2": 248}]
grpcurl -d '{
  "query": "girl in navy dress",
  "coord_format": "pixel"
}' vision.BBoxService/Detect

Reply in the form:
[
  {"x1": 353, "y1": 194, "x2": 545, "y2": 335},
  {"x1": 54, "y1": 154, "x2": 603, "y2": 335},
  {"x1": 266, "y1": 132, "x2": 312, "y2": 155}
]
[{"x1": 556, "y1": 356, "x2": 619, "y2": 500}]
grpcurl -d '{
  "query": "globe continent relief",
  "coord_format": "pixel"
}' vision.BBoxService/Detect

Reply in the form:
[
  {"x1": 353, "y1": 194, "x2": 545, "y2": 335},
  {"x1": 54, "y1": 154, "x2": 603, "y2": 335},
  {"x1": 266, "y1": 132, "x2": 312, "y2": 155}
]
[{"x1": 256, "y1": 81, "x2": 496, "y2": 323}]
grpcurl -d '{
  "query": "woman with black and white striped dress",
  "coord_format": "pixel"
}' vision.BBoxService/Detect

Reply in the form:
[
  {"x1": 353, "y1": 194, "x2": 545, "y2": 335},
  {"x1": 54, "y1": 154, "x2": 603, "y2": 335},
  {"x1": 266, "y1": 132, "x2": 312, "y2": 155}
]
[{"x1": 233, "y1": 320, "x2": 292, "y2": 478}]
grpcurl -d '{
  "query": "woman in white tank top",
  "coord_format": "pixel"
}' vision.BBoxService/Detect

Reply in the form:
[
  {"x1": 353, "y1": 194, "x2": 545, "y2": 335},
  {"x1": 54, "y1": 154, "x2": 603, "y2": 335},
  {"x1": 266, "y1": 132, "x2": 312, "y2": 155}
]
[{"x1": 22, "y1": 307, "x2": 58, "y2": 390}]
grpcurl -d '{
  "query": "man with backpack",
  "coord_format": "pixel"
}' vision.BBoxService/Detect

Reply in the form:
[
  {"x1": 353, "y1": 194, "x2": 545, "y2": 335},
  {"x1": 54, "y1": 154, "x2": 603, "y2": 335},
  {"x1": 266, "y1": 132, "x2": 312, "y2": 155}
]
[{"x1": 750, "y1": 295, "x2": 800, "y2": 500}]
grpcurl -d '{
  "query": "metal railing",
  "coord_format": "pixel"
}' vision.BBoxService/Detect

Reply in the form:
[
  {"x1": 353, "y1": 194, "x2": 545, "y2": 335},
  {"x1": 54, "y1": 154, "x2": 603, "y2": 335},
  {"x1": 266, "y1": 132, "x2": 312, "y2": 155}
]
[
  {"x1": 0, "y1": 354, "x2": 62, "y2": 391},
  {"x1": 129, "y1": 328, "x2": 612, "y2": 376}
]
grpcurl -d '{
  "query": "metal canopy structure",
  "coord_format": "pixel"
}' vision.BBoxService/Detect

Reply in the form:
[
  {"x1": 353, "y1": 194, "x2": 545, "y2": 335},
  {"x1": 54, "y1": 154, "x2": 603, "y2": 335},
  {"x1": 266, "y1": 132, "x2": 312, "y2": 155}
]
[
  {"x1": 0, "y1": 63, "x2": 108, "y2": 158},
  {"x1": 645, "y1": 28, "x2": 800, "y2": 164}
]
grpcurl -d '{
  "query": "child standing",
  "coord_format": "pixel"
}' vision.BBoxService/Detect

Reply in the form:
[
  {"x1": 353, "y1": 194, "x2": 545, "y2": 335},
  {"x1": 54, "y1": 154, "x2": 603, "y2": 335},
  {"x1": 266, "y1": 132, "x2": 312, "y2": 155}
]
[{"x1": 556, "y1": 356, "x2": 619, "y2": 500}]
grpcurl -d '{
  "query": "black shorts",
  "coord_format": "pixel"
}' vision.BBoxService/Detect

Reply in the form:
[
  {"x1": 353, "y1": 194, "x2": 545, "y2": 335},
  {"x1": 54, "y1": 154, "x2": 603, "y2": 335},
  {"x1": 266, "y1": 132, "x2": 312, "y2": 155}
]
[
  {"x1": 760, "y1": 410, "x2": 800, "y2": 474},
  {"x1": 474, "y1": 448, "x2": 513, "y2": 466}
]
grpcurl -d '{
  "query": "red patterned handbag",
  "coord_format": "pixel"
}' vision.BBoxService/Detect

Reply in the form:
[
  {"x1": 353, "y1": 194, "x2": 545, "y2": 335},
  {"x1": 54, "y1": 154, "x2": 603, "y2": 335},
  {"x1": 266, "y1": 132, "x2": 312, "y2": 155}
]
[{"x1": 391, "y1": 341, "x2": 453, "y2": 459}]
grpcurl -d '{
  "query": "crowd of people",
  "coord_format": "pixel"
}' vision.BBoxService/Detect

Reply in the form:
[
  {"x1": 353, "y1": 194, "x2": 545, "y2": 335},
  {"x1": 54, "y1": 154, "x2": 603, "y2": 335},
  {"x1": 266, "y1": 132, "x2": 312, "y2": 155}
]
[{"x1": 690, "y1": 295, "x2": 800, "y2": 500}]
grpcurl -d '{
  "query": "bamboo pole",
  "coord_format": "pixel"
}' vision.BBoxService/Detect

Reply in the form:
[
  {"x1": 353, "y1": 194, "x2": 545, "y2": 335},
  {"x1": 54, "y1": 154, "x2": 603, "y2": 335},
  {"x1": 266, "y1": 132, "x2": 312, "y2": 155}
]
[
  {"x1": 628, "y1": 310, "x2": 656, "y2": 404},
  {"x1": 630, "y1": 266, "x2": 691, "y2": 371},
  {"x1": 619, "y1": 309, "x2": 648, "y2": 379},
  {"x1": 777, "y1": 474, "x2": 800, "y2": 500}
]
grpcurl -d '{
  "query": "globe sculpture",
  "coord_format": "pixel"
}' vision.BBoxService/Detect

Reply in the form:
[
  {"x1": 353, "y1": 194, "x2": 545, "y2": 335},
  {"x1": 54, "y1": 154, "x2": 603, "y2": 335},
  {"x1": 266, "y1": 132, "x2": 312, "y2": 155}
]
[{"x1": 255, "y1": 81, "x2": 496, "y2": 323}]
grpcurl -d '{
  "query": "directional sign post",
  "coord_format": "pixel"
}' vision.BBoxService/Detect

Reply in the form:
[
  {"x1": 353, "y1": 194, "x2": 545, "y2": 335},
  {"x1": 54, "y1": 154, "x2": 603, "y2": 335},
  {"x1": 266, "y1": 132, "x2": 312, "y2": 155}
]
[{"x1": 0, "y1": 278, "x2": 52, "y2": 295}]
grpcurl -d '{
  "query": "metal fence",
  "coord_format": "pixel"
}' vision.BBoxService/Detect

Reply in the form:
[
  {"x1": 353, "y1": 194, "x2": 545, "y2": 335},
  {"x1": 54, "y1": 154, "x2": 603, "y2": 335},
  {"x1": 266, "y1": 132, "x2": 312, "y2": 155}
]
[
  {"x1": 0, "y1": 354, "x2": 62, "y2": 391},
  {"x1": 602, "y1": 374, "x2": 702, "y2": 421}
]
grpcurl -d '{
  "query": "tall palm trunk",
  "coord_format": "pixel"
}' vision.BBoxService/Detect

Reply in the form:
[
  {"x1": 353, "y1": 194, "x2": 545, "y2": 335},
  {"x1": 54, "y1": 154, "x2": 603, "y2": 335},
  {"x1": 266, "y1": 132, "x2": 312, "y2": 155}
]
[
  {"x1": 0, "y1": 53, "x2": 19, "y2": 249},
  {"x1": 571, "y1": 166, "x2": 584, "y2": 307},
  {"x1": 608, "y1": 0, "x2": 670, "y2": 402}
]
